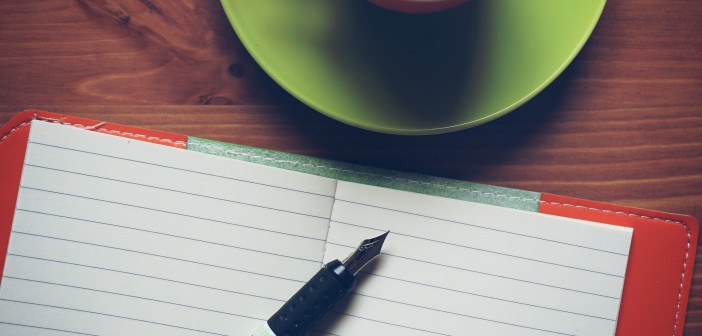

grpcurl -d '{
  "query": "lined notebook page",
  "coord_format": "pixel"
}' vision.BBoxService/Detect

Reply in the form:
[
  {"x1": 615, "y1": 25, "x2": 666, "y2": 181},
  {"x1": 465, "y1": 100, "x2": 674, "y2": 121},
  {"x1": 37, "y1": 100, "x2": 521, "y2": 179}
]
[
  {"x1": 321, "y1": 181, "x2": 633, "y2": 336},
  {"x1": 0, "y1": 120, "x2": 337, "y2": 335}
]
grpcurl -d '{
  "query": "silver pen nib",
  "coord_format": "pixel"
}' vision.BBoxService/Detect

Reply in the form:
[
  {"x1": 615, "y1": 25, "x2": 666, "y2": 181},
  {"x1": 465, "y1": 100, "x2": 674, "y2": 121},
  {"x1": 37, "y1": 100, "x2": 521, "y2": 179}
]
[{"x1": 342, "y1": 231, "x2": 389, "y2": 276}]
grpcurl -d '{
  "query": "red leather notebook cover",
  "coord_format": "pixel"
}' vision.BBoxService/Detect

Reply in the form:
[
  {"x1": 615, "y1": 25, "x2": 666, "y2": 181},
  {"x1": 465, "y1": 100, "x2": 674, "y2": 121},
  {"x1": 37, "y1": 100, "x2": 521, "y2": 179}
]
[{"x1": 0, "y1": 110, "x2": 697, "y2": 335}]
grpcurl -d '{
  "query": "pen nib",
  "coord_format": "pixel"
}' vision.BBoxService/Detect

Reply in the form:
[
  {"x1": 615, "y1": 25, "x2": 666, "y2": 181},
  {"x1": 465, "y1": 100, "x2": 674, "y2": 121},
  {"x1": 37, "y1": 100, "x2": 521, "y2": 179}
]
[{"x1": 342, "y1": 231, "x2": 389, "y2": 276}]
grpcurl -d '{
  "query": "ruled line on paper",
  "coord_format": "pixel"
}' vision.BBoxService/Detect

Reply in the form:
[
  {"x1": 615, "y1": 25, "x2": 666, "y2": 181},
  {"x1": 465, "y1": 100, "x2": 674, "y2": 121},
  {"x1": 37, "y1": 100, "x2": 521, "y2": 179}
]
[
  {"x1": 6, "y1": 254, "x2": 285, "y2": 303},
  {"x1": 16, "y1": 209, "x2": 321, "y2": 264},
  {"x1": 347, "y1": 272, "x2": 616, "y2": 320},
  {"x1": 1, "y1": 120, "x2": 340, "y2": 336},
  {"x1": 309, "y1": 330, "x2": 342, "y2": 336},
  {"x1": 22, "y1": 164, "x2": 331, "y2": 220},
  {"x1": 324, "y1": 223, "x2": 628, "y2": 301},
  {"x1": 326, "y1": 241, "x2": 621, "y2": 314},
  {"x1": 1, "y1": 251, "x2": 284, "y2": 333},
  {"x1": 328, "y1": 199, "x2": 631, "y2": 276},
  {"x1": 330, "y1": 307, "x2": 576, "y2": 336},
  {"x1": 12, "y1": 187, "x2": 326, "y2": 277},
  {"x1": 335, "y1": 199, "x2": 627, "y2": 256},
  {"x1": 9, "y1": 231, "x2": 308, "y2": 284},
  {"x1": 327, "y1": 219, "x2": 625, "y2": 277},
  {"x1": 0, "y1": 322, "x2": 100, "y2": 336},
  {"x1": 324, "y1": 239, "x2": 624, "y2": 299},
  {"x1": 6, "y1": 248, "x2": 606, "y2": 330},
  {"x1": 337, "y1": 245, "x2": 620, "y2": 299},
  {"x1": 4, "y1": 277, "x2": 267, "y2": 321},
  {"x1": 27, "y1": 141, "x2": 335, "y2": 199},
  {"x1": 321, "y1": 181, "x2": 631, "y2": 336},
  {"x1": 18, "y1": 186, "x2": 325, "y2": 243},
  {"x1": 328, "y1": 311, "x2": 454, "y2": 336},
  {"x1": 21, "y1": 121, "x2": 338, "y2": 240},
  {"x1": 0, "y1": 299, "x2": 229, "y2": 336}
]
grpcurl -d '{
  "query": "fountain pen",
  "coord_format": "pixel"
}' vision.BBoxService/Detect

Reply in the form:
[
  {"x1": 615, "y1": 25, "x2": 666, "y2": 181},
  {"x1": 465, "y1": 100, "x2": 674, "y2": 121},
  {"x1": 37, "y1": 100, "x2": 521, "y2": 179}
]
[{"x1": 251, "y1": 231, "x2": 390, "y2": 336}]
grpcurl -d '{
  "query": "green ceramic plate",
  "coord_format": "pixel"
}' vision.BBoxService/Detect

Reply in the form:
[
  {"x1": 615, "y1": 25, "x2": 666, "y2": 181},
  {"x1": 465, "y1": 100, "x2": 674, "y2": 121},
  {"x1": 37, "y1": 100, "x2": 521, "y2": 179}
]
[{"x1": 221, "y1": 0, "x2": 606, "y2": 135}]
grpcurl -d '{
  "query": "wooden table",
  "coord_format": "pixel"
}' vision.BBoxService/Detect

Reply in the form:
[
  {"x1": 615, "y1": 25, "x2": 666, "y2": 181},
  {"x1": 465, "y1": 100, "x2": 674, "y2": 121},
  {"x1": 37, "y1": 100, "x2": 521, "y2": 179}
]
[{"x1": 1, "y1": 0, "x2": 700, "y2": 333}]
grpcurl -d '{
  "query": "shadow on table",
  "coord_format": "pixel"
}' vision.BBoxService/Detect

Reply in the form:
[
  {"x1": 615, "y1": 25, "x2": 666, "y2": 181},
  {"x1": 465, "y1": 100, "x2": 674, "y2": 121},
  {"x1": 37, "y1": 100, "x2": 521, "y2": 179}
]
[{"x1": 268, "y1": 64, "x2": 574, "y2": 183}]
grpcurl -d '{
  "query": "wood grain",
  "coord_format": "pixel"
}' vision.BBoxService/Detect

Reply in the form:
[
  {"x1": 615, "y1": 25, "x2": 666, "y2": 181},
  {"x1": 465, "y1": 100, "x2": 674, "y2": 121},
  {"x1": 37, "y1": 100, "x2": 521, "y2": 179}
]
[{"x1": 1, "y1": 0, "x2": 701, "y2": 333}]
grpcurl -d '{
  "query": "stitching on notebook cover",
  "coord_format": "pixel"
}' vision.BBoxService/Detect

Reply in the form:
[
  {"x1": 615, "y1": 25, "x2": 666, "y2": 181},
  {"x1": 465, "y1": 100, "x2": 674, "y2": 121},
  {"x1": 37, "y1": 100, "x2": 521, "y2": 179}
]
[
  {"x1": 537, "y1": 201, "x2": 684, "y2": 224},
  {"x1": 0, "y1": 120, "x2": 31, "y2": 144},
  {"x1": 673, "y1": 223, "x2": 691, "y2": 336},
  {"x1": 35, "y1": 116, "x2": 187, "y2": 147}
]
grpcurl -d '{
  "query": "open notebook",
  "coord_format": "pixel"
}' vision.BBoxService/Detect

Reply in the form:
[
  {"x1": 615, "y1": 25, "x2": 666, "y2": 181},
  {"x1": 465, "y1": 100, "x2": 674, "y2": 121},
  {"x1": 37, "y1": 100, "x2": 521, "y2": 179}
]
[{"x1": 0, "y1": 111, "x2": 696, "y2": 336}]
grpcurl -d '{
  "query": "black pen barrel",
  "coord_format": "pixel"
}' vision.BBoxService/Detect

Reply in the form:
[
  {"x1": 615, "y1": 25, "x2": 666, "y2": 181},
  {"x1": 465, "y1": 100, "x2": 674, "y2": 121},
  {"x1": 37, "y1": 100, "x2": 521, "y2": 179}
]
[{"x1": 266, "y1": 259, "x2": 357, "y2": 336}]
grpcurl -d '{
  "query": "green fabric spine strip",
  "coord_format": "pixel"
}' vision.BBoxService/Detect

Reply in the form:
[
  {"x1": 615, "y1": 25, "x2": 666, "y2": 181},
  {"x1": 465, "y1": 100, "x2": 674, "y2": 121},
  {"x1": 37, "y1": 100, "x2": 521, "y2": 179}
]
[{"x1": 187, "y1": 137, "x2": 540, "y2": 212}]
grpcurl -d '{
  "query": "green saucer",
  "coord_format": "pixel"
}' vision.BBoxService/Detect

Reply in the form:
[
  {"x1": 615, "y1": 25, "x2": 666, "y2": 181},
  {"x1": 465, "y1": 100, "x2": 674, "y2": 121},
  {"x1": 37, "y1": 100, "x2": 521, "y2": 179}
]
[{"x1": 221, "y1": 0, "x2": 606, "y2": 135}]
